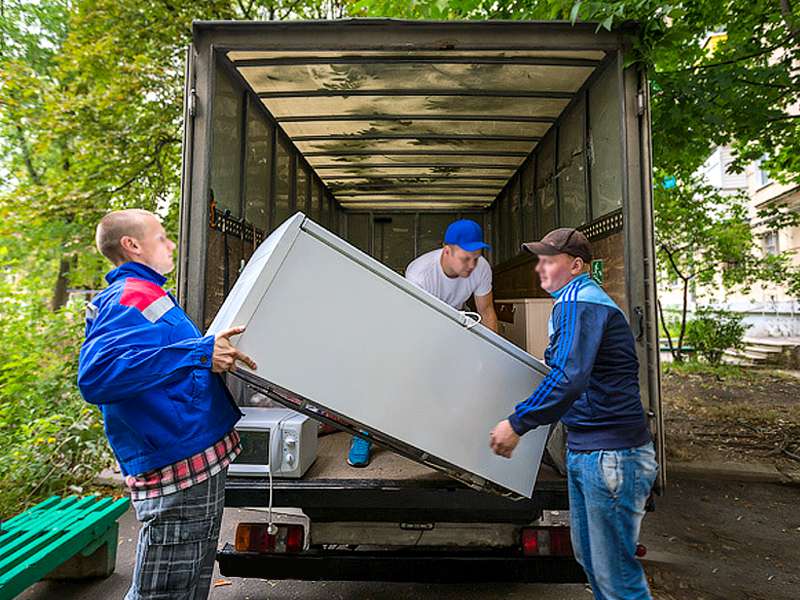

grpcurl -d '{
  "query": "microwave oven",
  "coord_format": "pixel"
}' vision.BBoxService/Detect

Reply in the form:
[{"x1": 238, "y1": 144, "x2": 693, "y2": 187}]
[{"x1": 229, "y1": 407, "x2": 318, "y2": 478}]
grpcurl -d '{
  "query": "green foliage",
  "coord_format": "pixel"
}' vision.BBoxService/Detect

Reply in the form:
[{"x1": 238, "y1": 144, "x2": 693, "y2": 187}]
[
  {"x1": 654, "y1": 174, "x2": 799, "y2": 361},
  {"x1": 658, "y1": 311, "x2": 683, "y2": 341},
  {"x1": 569, "y1": 1, "x2": 800, "y2": 181},
  {"x1": 0, "y1": 281, "x2": 111, "y2": 518},
  {"x1": 0, "y1": 185, "x2": 113, "y2": 516},
  {"x1": 661, "y1": 358, "x2": 749, "y2": 380},
  {"x1": 655, "y1": 176, "x2": 800, "y2": 293},
  {"x1": 685, "y1": 308, "x2": 749, "y2": 366}
]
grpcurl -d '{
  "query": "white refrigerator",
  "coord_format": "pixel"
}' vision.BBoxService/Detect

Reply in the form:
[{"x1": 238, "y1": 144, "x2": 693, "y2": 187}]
[{"x1": 208, "y1": 213, "x2": 551, "y2": 499}]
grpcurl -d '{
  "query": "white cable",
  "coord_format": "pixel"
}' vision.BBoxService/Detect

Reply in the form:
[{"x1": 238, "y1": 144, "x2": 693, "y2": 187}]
[
  {"x1": 267, "y1": 438, "x2": 277, "y2": 535},
  {"x1": 461, "y1": 311, "x2": 482, "y2": 330}
]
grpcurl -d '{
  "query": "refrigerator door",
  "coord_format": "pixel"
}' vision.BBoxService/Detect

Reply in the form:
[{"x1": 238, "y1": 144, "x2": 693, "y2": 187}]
[{"x1": 208, "y1": 213, "x2": 551, "y2": 499}]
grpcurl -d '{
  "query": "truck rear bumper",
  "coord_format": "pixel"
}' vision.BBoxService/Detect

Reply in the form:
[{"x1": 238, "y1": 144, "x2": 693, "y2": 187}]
[
  {"x1": 224, "y1": 476, "x2": 569, "y2": 522},
  {"x1": 217, "y1": 544, "x2": 586, "y2": 583}
]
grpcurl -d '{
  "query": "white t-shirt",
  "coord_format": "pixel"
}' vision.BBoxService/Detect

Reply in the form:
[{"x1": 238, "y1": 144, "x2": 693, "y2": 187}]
[{"x1": 405, "y1": 249, "x2": 492, "y2": 310}]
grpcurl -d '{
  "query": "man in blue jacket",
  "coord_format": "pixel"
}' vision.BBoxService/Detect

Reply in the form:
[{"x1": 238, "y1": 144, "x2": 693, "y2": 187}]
[
  {"x1": 489, "y1": 227, "x2": 658, "y2": 600},
  {"x1": 78, "y1": 208, "x2": 256, "y2": 600}
]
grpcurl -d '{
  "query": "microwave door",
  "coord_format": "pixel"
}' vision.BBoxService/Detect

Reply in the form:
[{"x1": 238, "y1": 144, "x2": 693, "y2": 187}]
[
  {"x1": 235, "y1": 426, "x2": 278, "y2": 476},
  {"x1": 267, "y1": 416, "x2": 286, "y2": 473}
]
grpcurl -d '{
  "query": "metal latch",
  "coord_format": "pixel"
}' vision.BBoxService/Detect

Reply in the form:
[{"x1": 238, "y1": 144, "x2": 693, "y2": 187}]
[
  {"x1": 400, "y1": 522, "x2": 435, "y2": 531},
  {"x1": 636, "y1": 89, "x2": 646, "y2": 116}
]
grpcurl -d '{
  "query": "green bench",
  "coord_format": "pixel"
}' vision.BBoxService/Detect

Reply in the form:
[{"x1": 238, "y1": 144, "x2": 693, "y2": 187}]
[{"x1": 0, "y1": 495, "x2": 130, "y2": 600}]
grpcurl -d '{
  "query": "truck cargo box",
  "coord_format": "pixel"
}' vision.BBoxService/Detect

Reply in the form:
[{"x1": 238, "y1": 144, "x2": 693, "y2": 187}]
[{"x1": 178, "y1": 21, "x2": 664, "y2": 495}]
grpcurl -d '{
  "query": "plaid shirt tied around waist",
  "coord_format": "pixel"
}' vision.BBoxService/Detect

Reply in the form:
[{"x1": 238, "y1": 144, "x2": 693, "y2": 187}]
[{"x1": 125, "y1": 429, "x2": 241, "y2": 501}]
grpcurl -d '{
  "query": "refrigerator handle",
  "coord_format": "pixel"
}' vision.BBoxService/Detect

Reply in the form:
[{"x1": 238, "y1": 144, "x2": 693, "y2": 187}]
[{"x1": 460, "y1": 311, "x2": 482, "y2": 330}]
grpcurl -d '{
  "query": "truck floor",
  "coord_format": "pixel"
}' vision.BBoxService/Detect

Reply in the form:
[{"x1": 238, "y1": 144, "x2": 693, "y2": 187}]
[{"x1": 302, "y1": 432, "x2": 563, "y2": 483}]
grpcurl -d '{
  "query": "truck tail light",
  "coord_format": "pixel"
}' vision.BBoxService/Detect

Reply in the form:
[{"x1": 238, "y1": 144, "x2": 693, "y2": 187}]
[
  {"x1": 521, "y1": 527, "x2": 573, "y2": 557},
  {"x1": 235, "y1": 523, "x2": 305, "y2": 554}
]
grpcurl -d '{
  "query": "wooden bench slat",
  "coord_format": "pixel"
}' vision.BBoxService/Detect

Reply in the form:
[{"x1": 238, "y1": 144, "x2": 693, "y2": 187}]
[
  {"x1": 0, "y1": 497, "x2": 80, "y2": 545},
  {"x1": 63, "y1": 497, "x2": 116, "y2": 530},
  {"x1": 0, "y1": 497, "x2": 62, "y2": 531},
  {"x1": 0, "y1": 495, "x2": 112, "y2": 538},
  {"x1": 0, "y1": 498, "x2": 129, "y2": 600},
  {"x1": 0, "y1": 497, "x2": 98, "y2": 567}
]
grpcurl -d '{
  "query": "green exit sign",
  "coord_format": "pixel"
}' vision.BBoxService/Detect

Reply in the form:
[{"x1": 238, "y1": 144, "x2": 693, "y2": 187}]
[{"x1": 591, "y1": 259, "x2": 604, "y2": 285}]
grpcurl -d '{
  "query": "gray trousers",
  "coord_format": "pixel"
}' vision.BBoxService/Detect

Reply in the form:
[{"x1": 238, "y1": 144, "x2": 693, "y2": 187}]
[{"x1": 125, "y1": 469, "x2": 227, "y2": 600}]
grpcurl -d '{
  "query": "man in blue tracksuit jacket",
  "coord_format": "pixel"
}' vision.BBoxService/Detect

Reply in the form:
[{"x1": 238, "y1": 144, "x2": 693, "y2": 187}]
[
  {"x1": 490, "y1": 227, "x2": 658, "y2": 600},
  {"x1": 78, "y1": 209, "x2": 256, "y2": 600}
]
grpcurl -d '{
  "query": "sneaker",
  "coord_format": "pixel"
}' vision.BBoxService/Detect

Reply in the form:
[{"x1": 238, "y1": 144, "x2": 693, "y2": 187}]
[{"x1": 347, "y1": 433, "x2": 372, "y2": 467}]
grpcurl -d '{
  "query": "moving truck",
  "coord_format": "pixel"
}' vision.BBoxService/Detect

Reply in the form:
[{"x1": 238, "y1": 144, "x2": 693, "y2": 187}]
[{"x1": 177, "y1": 18, "x2": 663, "y2": 583}]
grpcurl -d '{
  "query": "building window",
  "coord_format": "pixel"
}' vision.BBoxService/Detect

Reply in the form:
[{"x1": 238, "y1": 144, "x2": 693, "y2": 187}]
[
  {"x1": 757, "y1": 156, "x2": 773, "y2": 188},
  {"x1": 762, "y1": 230, "x2": 780, "y2": 256}
]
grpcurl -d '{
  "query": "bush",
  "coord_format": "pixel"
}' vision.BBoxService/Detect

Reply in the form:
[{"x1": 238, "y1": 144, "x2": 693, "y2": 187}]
[
  {"x1": 685, "y1": 308, "x2": 749, "y2": 366},
  {"x1": 0, "y1": 296, "x2": 113, "y2": 518},
  {"x1": 659, "y1": 312, "x2": 683, "y2": 340}
]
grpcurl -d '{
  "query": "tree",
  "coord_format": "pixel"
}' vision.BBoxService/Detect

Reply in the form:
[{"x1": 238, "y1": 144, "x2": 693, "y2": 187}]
[{"x1": 654, "y1": 176, "x2": 800, "y2": 361}]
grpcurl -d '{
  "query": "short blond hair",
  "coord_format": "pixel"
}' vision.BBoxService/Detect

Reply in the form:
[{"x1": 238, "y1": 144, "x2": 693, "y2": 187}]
[{"x1": 95, "y1": 209, "x2": 152, "y2": 265}]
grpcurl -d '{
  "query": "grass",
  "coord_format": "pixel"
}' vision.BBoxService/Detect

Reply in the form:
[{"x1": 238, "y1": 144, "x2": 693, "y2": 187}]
[
  {"x1": 661, "y1": 362, "x2": 800, "y2": 465},
  {"x1": 661, "y1": 360, "x2": 750, "y2": 380}
]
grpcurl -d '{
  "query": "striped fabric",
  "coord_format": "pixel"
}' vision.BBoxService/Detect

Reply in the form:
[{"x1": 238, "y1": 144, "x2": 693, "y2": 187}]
[
  {"x1": 125, "y1": 429, "x2": 241, "y2": 500},
  {"x1": 515, "y1": 276, "x2": 584, "y2": 419}
]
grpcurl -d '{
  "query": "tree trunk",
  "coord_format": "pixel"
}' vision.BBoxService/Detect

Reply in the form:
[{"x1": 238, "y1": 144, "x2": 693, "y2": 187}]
[
  {"x1": 51, "y1": 254, "x2": 72, "y2": 310},
  {"x1": 675, "y1": 278, "x2": 690, "y2": 362},
  {"x1": 658, "y1": 299, "x2": 676, "y2": 360}
]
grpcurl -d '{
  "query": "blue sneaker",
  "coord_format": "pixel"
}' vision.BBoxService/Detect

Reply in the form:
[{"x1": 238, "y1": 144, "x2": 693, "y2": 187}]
[{"x1": 347, "y1": 433, "x2": 372, "y2": 468}]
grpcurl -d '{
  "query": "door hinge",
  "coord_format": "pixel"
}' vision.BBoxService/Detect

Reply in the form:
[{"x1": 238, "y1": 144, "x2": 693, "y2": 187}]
[
  {"x1": 188, "y1": 87, "x2": 197, "y2": 118},
  {"x1": 636, "y1": 89, "x2": 646, "y2": 116}
]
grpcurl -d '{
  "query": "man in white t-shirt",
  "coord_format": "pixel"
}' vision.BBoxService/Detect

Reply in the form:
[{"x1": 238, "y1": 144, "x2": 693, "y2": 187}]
[
  {"x1": 405, "y1": 219, "x2": 498, "y2": 332},
  {"x1": 346, "y1": 219, "x2": 499, "y2": 468}
]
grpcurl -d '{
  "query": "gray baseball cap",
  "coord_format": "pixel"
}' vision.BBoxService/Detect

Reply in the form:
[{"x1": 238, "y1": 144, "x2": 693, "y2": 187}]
[{"x1": 521, "y1": 228, "x2": 592, "y2": 263}]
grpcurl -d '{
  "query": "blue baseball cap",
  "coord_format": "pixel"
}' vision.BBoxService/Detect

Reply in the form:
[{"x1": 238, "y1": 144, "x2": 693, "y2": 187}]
[{"x1": 444, "y1": 219, "x2": 491, "y2": 252}]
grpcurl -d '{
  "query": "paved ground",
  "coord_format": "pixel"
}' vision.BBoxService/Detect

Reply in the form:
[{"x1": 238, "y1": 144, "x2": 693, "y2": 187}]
[
  {"x1": 19, "y1": 475, "x2": 800, "y2": 600},
  {"x1": 20, "y1": 504, "x2": 590, "y2": 600},
  {"x1": 638, "y1": 476, "x2": 800, "y2": 600}
]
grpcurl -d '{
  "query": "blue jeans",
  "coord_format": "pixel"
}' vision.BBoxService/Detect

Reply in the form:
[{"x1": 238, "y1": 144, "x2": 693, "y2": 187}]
[{"x1": 567, "y1": 442, "x2": 658, "y2": 600}]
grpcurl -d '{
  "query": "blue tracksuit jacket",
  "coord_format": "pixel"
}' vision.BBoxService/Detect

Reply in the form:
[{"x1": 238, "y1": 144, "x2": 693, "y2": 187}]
[
  {"x1": 508, "y1": 273, "x2": 651, "y2": 451},
  {"x1": 77, "y1": 261, "x2": 242, "y2": 476}
]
